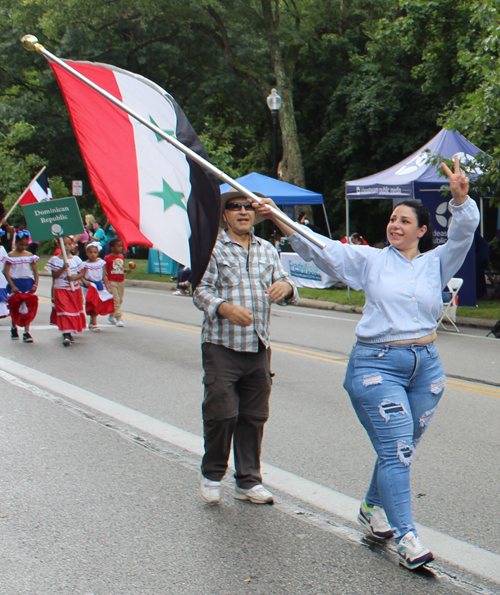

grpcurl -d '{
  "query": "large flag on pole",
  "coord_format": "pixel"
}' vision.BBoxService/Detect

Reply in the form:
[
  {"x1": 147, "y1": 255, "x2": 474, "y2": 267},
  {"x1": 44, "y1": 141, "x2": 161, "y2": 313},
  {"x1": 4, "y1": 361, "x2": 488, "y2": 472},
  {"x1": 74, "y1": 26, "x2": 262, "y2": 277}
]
[
  {"x1": 47, "y1": 60, "x2": 220, "y2": 288},
  {"x1": 19, "y1": 168, "x2": 52, "y2": 206}
]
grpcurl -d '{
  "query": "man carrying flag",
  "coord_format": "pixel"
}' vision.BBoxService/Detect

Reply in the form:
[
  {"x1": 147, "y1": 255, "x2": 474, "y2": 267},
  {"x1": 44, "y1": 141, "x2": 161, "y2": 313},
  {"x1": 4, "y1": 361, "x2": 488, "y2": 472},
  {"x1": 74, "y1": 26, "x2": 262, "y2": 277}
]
[{"x1": 193, "y1": 191, "x2": 298, "y2": 505}]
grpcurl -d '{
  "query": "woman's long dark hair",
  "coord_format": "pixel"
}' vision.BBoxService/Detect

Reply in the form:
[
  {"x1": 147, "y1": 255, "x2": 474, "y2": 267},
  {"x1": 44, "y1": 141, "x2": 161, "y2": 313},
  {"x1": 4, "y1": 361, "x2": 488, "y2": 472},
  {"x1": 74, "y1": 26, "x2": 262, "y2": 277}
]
[{"x1": 397, "y1": 199, "x2": 434, "y2": 253}]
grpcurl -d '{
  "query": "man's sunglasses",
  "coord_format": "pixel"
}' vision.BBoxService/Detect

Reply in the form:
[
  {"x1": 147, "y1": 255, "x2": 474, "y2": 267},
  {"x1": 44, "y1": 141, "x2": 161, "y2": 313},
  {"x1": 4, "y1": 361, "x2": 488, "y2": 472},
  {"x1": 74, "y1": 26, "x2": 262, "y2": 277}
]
[{"x1": 225, "y1": 202, "x2": 256, "y2": 212}]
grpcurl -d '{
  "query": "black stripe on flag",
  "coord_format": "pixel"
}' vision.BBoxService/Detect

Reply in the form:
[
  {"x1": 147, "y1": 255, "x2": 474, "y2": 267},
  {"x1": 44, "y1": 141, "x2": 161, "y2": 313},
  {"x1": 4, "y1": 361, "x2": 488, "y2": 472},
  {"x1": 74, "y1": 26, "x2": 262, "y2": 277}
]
[{"x1": 170, "y1": 96, "x2": 221, "y2": 290}]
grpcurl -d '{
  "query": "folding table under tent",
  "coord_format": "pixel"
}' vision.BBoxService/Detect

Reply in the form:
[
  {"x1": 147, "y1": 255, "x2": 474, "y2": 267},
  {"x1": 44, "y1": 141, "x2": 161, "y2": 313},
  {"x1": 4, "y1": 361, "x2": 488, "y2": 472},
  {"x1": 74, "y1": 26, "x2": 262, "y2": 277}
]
[
  {"x1": 345, "y1": 128, "x2": 485, "y2": 306},
  {"x1": 219, "y1": 172, "x2": 331, "y2": 237}
]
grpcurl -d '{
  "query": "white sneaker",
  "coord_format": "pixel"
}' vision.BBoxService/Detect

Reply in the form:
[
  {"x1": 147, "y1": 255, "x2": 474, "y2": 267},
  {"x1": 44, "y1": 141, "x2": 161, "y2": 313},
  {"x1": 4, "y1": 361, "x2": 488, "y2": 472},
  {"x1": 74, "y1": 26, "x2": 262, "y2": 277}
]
[
  {"x1": 115, "y1": 319, "x2": 124, "y2": 327},
  {"x1": 108, "y1": 315, "x2": 116, "y2": 325},
  {"x1": 397, "y1": 531, "x2": 434, "y2": 569},
  {"x1": 199, "y1": 475, "x2": 221, "y2": 504},
  {"x1": 234, "y1": 484, "x2": 274, "y2": 504},
  {"x1": 357, "y1": 501, "x2": 394, "y2": 539}
]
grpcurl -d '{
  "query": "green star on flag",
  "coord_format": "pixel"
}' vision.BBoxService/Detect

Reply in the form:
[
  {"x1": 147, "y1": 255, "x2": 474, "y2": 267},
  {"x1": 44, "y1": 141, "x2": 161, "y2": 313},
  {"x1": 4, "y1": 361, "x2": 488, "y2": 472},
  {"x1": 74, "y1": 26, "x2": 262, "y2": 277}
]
[
  {"x1": 149, "y1": 116, "x2": 174, "y2": 142},
  {"x1": 148, "y1": 179, "x2": 186, "y2": 212}
]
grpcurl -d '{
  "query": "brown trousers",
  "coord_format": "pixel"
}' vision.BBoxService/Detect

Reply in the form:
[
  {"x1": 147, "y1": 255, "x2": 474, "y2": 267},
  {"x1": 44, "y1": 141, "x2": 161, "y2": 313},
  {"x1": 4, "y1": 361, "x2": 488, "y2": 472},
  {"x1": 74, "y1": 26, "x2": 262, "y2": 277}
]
[{"x1": 201, "y1": 342, "x2": 272, "y2": 489}]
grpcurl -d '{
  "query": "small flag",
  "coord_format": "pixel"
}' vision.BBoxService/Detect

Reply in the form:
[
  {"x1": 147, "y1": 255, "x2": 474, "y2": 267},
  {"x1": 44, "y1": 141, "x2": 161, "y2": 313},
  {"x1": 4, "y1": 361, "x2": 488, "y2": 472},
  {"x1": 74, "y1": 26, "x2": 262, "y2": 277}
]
[
  {"x1": 19, "y1": 169, "x2": 52, "y2": 206},
  {"x1": 47, "y1": 59, "x2": 220, "y2": 289}
]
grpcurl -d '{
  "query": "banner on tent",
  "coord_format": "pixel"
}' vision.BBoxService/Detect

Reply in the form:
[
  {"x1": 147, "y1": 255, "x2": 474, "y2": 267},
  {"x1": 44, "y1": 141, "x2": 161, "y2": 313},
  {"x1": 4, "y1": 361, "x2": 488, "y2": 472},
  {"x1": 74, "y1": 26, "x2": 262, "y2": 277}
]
[{"x1": 280, "y1": 253, "x2": 338, "y2": 289}]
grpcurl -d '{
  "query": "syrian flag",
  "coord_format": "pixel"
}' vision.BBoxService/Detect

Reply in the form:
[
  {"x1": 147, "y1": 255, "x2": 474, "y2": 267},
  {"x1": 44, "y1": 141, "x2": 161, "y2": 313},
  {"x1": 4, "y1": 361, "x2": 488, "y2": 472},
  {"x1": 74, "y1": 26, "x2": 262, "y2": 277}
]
[
  {"x1": 47, "y1": 59, "x2": 220, "y2": 289},
  {"x1": 19, "y1": 168, "x2": 52, "y2": 206}
]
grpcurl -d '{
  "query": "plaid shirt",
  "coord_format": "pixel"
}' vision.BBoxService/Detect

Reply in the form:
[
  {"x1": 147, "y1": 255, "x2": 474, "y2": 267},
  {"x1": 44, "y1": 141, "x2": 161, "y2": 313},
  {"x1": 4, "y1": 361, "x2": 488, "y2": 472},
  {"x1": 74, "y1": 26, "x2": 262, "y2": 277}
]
[{"x1": 193, "y1": 230, "x2": 299, "y2": 352}]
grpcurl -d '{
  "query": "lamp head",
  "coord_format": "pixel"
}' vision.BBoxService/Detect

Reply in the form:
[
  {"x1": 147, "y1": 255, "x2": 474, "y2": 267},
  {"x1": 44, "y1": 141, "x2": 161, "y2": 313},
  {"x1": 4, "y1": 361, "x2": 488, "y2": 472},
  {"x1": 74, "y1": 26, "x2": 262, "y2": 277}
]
[{"x1": 267, "y1": 88, "x2": 282, "y2": 112}]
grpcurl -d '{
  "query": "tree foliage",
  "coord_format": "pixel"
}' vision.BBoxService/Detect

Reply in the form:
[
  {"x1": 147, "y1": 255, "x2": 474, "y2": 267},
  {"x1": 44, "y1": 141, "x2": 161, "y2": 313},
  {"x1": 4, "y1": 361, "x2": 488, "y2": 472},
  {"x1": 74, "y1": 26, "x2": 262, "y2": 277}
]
[{"x1": 1, "y1": 0, "x2": 499, "y2": 243}]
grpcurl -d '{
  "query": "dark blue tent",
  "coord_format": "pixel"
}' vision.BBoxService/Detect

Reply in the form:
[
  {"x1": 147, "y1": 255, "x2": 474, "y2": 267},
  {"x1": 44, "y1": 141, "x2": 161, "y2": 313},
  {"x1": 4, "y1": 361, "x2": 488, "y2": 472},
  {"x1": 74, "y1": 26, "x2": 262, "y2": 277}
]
[{"x1": 345, "y1": 129, "x2": 485, "y2": 306}]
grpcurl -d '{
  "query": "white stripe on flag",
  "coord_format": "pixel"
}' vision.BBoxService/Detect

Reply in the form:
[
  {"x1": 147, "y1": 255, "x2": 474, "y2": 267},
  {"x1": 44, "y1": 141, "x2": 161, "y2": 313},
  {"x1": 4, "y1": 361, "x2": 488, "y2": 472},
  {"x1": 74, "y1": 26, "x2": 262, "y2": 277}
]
[
  {"x1": 32, "y1": 181, "x2": 50, "y2": 202},
  {"x1": 115, "y1": 71, "x2": 192, "y2": 267}
]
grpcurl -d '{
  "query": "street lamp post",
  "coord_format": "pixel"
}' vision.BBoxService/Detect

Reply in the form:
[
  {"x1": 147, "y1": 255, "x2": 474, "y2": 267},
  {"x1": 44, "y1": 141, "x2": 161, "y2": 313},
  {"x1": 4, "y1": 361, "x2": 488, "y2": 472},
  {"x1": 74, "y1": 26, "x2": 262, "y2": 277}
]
[{"x1": 267, "y1": 88, "x2": 282, "y2": 178}]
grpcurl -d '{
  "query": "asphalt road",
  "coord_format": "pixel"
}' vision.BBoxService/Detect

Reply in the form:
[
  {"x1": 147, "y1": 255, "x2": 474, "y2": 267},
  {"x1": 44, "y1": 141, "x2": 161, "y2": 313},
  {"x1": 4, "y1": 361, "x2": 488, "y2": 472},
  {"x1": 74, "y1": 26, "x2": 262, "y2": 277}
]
[{"x1": 1, "y1": 278, "x2": 499, "y2": 595}]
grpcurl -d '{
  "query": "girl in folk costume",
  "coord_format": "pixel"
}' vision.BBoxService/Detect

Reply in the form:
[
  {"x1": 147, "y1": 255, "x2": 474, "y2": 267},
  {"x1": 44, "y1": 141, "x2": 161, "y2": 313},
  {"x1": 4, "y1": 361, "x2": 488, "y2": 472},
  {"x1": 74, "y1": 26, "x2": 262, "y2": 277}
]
[
  {"x1": 82, "y1": 242, "x2": 114, "y2": 331},
  {"x1": 45, "y1": 236, "x2": 86, "y2": 347},
  {"x1": 0, "y1": 237, "x2": 10, "y2": 319},
  {"x1": 3, "y1": 230, "x2": 40, "y2": 342}
]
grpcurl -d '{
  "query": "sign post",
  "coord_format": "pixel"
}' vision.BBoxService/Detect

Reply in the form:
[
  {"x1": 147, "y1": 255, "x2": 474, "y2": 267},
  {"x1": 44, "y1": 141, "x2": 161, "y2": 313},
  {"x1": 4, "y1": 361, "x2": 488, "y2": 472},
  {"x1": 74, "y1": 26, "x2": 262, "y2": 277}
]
[
  {"x1": 72, "y1": 181, "x2": 83, "y2": 196},
  {"x1": 22, "y1": 197, "x2": 84, "y2": 291}
]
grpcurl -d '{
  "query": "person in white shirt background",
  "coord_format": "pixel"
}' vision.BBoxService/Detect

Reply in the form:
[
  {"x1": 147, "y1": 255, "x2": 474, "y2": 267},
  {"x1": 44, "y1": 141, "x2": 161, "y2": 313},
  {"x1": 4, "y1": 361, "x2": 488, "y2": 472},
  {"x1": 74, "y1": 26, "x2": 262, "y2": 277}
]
[{"x1": 254, "y1": 158, "x2": 479, "y2": 570}]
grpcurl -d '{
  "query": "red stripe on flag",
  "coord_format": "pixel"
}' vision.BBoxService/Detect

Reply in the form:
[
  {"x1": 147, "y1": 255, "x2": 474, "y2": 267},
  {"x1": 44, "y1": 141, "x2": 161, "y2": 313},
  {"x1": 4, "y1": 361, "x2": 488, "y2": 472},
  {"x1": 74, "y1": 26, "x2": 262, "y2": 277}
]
[
  {"x1": 19, "y1": 189, "x2": 37, "y2": 206},
  {"x1": 50, "y1": 61, "x2": 152, "y2": 249}
]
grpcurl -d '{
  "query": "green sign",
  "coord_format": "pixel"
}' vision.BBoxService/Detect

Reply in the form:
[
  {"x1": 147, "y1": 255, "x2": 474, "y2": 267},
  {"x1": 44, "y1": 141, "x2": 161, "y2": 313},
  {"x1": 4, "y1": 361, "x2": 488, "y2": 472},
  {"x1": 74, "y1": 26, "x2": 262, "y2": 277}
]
[{"x1": 22, "y1": 197, "x2": 84, "y2": 242}]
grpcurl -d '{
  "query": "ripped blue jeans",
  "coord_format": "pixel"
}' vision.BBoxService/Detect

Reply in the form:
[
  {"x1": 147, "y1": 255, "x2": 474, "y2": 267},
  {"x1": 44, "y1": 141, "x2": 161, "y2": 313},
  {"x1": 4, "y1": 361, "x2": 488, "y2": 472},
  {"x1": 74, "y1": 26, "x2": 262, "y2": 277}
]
[{"x1": 343, "y1": 341, "x2": 446, "y2": 540}]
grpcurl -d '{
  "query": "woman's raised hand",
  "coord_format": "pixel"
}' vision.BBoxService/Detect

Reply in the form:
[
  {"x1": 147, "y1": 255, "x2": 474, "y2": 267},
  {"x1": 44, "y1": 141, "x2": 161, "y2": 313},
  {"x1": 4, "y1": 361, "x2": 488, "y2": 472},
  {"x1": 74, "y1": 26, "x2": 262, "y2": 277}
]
[
  {"x1": 252, "y1": 196, "x2": 295, "y2": 237},
  {"x1": 252, "y1": 196, "x2": 278, "y2": 220},
  {"x1": 441, "y1": 156, "x2": 469, "y2": 205}
]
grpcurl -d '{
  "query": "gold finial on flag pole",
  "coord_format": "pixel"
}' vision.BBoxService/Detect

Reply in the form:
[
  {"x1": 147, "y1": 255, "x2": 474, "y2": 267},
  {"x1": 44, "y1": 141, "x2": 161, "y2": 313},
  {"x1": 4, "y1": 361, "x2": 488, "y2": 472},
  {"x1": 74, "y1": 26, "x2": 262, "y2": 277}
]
[{"x1": 21, "y1": 34, "x2": 44, "y2": 52}]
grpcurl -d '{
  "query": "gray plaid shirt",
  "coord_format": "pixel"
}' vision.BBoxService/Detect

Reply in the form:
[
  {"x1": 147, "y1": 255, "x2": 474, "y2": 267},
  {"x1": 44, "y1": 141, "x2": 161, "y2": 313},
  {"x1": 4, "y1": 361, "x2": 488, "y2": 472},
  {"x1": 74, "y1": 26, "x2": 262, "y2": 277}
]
[{"x1": 193, "y1": 230, "x2": 299, "y2": 352}]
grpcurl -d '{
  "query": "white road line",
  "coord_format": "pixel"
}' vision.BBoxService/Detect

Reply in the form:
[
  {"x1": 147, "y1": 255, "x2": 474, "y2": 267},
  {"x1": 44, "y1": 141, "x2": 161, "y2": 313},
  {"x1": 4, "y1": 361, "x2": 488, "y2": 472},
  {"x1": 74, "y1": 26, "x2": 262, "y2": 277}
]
[
  {"x1": 283, "y1": 310, "x2": 360, "y2": 323},
  {"x1": 127, "y1": 289, "x2": 173, "y2": 296},
  {"x1": 0, "y1": 325, "x2": 56, "y2": 331},
  {"x1": 437, "y1": 331, "x2": 496, "y2": 341},
  {"x1": 0, "y1": 355, "x2": 499, "y2": 585}
]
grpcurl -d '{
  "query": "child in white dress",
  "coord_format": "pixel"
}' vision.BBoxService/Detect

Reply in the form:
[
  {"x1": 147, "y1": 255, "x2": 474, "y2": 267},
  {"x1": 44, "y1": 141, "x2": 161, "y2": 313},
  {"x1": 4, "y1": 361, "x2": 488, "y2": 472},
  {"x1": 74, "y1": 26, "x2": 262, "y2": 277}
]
[
  {"x1": 3, "y1": 230, "x2": 40, "y2": 342},
  {"x1": 45, "y1": 236, "x2": 86, "y2": 346},
  {"x1": 82, "y1": 242, "x2": 114, "y2": 331},
  {"x1": 0, "y1": 242, "x2": 10, "y2": 319}
]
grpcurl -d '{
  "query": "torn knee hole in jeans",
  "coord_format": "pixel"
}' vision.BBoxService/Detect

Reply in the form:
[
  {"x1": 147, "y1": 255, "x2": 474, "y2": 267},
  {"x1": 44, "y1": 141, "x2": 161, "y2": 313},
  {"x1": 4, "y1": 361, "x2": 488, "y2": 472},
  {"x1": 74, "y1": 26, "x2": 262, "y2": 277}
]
[
  {"x1": 362, "y1": 373, "x2": 383, "y2": 387},
  {"x1": 397, "y1": 440, "x2": 415, "y2": 466},
  {"x1": 430, "y1": 376, "x2": 446, "y2": 394},
  {"x1": 378, "y1": 399, "x2": 409, "y2": 422}
]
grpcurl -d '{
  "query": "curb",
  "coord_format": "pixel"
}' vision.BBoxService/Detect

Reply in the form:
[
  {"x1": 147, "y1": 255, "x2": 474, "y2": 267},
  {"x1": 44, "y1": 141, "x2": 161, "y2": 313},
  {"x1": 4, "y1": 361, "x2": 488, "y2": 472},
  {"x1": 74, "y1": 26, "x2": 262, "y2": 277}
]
[{"x1": 126, "y1": 279, "x2": 176, "y2": 291}]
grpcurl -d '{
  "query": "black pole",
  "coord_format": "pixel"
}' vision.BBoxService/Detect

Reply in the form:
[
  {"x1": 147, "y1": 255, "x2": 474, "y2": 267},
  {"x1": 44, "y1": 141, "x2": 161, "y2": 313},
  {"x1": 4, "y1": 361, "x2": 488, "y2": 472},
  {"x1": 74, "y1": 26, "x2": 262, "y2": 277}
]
[{"x1": 272, "y1": 109, "x2": 279, "y2": 178}]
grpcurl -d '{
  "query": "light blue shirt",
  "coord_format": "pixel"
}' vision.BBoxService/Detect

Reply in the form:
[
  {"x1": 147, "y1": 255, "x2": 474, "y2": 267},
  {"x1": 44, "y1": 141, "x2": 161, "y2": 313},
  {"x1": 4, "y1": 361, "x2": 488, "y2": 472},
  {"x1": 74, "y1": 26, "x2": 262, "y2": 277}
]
[{"x1": 289, "y1": 198, "x2": 480, "y2": 343}]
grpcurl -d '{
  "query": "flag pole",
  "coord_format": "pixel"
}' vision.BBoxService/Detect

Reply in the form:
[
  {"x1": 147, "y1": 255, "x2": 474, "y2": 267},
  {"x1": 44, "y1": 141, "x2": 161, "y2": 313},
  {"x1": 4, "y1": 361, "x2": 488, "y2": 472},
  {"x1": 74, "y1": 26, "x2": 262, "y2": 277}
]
[
  {"x1": 58, "y1": 237, "x2": 76, "y2": 291},
  {"x1": 4, "y1": 166, "x2": 46, "y2": 220},
  {"x1": 21, "y1": 35, "x2": 326, "y2": 250}
]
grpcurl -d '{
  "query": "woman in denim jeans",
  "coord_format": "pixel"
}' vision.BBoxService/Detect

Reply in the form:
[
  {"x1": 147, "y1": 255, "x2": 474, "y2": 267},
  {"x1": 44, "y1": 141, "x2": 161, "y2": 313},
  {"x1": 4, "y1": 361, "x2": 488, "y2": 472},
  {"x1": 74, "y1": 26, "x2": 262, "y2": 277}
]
[{"x1": 255, "y1": 158, "x2": 480, "y2": 569}]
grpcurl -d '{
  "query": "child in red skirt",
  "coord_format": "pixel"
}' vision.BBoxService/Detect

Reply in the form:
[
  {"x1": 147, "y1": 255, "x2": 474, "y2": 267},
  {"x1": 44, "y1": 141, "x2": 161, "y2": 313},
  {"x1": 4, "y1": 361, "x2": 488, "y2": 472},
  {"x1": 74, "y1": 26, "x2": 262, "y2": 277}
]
[
  {"x1": 82, "y1": 242, "x2": 114, "y2": 331},
  {"x1": 3, "y1": 230, "x2": 39, "y2": 342},
  {"x1": 45, "y1": 236, "x2": 86, "y2": 346},
  {"x1": 0, "y1": 244, "x2": 10, "y2": 319}
]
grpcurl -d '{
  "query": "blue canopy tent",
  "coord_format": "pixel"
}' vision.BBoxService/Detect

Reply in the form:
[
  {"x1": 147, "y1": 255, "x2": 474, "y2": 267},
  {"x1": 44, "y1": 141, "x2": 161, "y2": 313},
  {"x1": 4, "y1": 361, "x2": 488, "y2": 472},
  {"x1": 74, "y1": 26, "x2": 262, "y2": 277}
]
[
  {"x1": 219, "y1": 172, "x2": 331, "y2": 237},
  {"x1": 345, "y1": 129, "x2": 485, "y2": 306}
]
